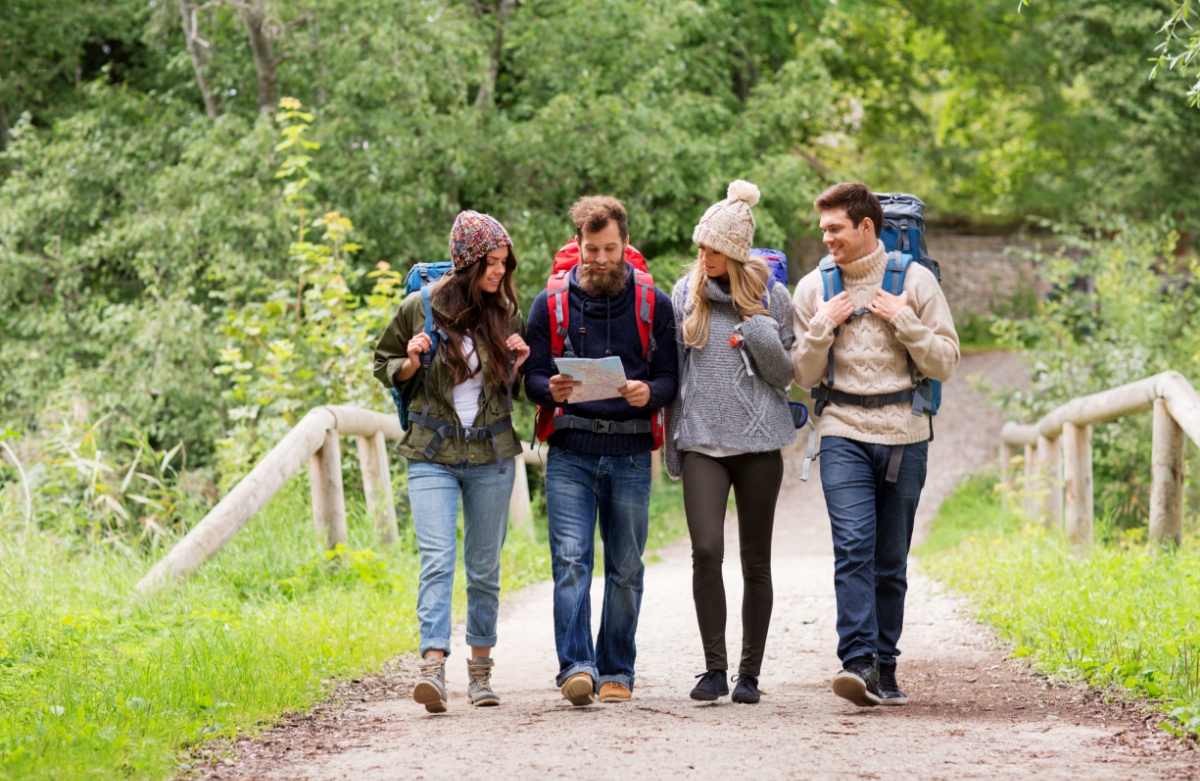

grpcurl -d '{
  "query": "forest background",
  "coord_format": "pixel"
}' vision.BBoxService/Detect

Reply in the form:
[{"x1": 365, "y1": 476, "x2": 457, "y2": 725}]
[{"x1": 2, "y1": 0, "x2": 1199, "y2": 538}]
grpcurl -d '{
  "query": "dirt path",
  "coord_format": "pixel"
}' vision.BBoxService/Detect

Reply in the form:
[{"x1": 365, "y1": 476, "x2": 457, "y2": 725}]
[{"x1": 200, "y1": 354, "x2": 1197, "y2": 780}]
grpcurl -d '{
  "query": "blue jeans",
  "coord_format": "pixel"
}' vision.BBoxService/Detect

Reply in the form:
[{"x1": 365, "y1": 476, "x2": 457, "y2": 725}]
[
  {"x1": 406, "y1": 458, "x2": 515, "y2": 657},
  {"x1": 819, "y1": 436, "x2": 928, "y2": 666},
  {"x1": 545, "y1": 446, "x2": 653, "y2": 691}
]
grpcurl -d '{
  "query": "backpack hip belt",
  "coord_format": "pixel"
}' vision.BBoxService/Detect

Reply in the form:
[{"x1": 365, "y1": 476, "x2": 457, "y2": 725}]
[
  {"x1": 811, "y1": 386, "x2": 915, "y2": 411},
  {"x1": 414, "y1": 412, "x2": 514, "y2": 472},
  {"x1": 551, "y1": 416, "x2": 652, "y2": 435}
]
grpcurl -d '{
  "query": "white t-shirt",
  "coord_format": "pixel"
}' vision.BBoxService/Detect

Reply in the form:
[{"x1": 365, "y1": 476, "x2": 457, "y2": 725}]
[{"x1": 452, "y1": 334, "x2": 484, "y2": 426}]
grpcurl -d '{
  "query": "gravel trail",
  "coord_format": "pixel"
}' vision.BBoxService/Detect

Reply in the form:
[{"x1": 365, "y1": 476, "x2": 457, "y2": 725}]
[{"x1": 200, "y1": 354, "x2": 1197, "y2": 780}]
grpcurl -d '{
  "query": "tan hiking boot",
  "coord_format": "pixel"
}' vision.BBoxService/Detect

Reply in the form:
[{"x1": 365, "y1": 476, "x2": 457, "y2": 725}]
[
  {"x1": 598, "y1": 682, "x2": 631, "y2": 703},
  {"x1": 561, "y1": 672, "x2": 595, "y2": 706},
  {"x1": 413, "y1": 655, "x2": 448, "y2": 714},
  {"x1": 467, "y1": 656, "x2": 500, "y2": 707}
]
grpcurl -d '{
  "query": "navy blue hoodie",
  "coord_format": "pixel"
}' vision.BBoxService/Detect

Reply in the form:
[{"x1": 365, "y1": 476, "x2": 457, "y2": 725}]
[{"x1": 524, "y1": 263, "x2": 679, "y2": 455}]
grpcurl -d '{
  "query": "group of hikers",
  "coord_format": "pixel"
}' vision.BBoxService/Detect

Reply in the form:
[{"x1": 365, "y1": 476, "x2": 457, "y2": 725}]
[{"x1": 371, "y1": 181, "x2": 961, "y2": 714}]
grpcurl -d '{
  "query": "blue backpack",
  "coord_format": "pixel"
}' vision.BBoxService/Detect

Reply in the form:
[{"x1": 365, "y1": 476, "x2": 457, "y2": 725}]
[
  {"x1": 389, "y1": 262, "x2": 453, "y2": 431},
  {"x1": 812, "y1": 193, "x2": 943, "y2": 422}
]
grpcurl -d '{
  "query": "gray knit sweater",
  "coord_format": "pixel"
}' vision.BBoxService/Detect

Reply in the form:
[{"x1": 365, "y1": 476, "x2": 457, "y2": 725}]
[{"x1": 664, "y1": 277, "x2": 796, "y2": 478}]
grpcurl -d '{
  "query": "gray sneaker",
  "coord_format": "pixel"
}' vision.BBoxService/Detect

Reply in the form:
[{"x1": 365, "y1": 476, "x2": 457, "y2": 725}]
[
  {"x1": 467, "y1": 656, "x2": 501, "y2": 707},
  {"x1": 413, "y1": 656, "x2": 448, "y2": 713}
]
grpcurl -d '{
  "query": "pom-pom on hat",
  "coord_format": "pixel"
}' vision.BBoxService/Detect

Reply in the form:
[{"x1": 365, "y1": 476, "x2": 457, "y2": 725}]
[
  {"x1": 449, "y1": 210, "x2": 512, "y2": 271},
  {"x1": 692, "y1": 180, "x2": 761, "y2": 262}
]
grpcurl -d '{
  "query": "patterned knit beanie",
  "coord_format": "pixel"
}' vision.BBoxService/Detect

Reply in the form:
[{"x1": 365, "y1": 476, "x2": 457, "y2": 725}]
[
  {"x1": 448, "y1": 210, "x2": 512, "y2": 271},
  {"x1": 692, "y1": 180, "x2": 761, "y2": 262}
]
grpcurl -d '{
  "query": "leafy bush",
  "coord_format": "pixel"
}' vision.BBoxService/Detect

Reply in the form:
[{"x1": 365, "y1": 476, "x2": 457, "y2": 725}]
[
  {"x1": 921, "y1": 474, "x2": 1200, "y2": 736},
  {"x1": 991, "y1": 220, "x2": 1200, "y2": 532}
]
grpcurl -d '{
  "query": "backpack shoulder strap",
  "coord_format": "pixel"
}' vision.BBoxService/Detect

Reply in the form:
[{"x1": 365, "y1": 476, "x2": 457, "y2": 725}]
[
  {"x1": 632, "y1": 268, "x2": 656, "y2": 359},
  {"x1": 818, "y1": 256, "x2": 842, "y2": 302},
  {"x1": 881, "y1": 251, "x2": 914, "y2": 296},
  {"x1": 546, "y1": 270, "x2": 573, "y2": 357}
]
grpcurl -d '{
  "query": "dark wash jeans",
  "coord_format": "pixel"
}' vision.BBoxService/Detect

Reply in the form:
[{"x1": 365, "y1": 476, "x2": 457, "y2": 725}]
[
  {"x1": 820, "y1": 436, "x2": 929, "y2": 666},
  {"x1": 545, "y1": 446, "x2": 653, "y2": 691}
]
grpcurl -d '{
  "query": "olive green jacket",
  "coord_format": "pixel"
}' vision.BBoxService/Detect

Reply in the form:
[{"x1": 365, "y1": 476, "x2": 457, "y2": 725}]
[{"x1": 372, "y1": 290, "x2": 526, "y2": 465}]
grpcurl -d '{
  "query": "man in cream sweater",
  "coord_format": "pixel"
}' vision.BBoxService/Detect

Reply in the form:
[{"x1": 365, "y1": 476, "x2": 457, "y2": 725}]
[{"x1": 792, "y1": 183, "x2": 960, "y2": 707}]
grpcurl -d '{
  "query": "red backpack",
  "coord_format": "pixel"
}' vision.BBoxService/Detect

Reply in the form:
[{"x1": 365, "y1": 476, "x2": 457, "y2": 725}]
[{"x1": 534, "y1": 240, "x2": 664, "y2": 450}]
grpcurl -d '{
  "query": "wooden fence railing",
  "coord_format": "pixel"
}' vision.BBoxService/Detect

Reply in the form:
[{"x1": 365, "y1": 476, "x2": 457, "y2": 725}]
[
  {"x1": 135, "y1": 405, "x2": 546, "y2": 592},
  {"x1": 999, "y1": 371, "x2": 1200, "y2": 546}
]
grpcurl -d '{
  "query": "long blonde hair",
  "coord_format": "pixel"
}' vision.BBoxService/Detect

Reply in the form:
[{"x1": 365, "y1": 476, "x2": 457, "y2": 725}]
[{"x1": 681, "y1": 250, "x2": 770, "y2": 349}]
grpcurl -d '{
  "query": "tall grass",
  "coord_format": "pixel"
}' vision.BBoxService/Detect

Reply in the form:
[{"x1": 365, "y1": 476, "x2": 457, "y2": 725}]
[
  {"x1": 919, "y1": 473, "x2": 1200, "y2": 735},
  {"x1": 0, "y1": 472, "x2": 687, "y2": 780}
]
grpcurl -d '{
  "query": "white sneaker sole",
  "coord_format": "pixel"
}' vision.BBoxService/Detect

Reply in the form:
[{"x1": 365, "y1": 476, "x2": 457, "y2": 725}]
[{"x1": 832, "y1": 672, "x2": 881, "y2": 707}]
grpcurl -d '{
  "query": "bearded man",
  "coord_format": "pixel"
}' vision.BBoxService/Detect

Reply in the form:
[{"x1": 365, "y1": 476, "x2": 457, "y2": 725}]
[{"x1": 524, "y1": 195, "x2": 679, "y2": 706}]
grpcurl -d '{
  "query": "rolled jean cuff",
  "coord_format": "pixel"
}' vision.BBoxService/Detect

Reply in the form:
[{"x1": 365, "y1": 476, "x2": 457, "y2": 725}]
[
  {"x1": 419, "y1": 637, "x2": 451, "y2": 658},
  {"x1": 841, "y1": 644, "x2": 876, "y2": 664},
  {"x1": 465, "y1": 632, "x2": 497, "y2": 649},
  {"x1": 598, "y1": 673, "x2": 635, "y2": 692},
  {"x1": 555, "y1": 662, "x2": 599, "y2": 690}
]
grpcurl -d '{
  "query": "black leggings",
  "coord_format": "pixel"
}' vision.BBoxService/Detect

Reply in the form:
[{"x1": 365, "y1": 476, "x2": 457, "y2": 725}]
[{"x1": 681, "y1": 449, "x2": 784, "y2": 677}]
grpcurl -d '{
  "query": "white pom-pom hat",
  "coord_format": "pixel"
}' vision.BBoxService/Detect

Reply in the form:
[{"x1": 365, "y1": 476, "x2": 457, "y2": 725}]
[{"x1": 692, "y1": 179, "x2": 761, "y2": 262}]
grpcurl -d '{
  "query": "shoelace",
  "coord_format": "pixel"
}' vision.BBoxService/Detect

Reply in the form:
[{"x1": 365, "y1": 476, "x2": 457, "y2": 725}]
[
  {"x1": 731, "y1": 674, "x2": 764, "y2": 695},
  {"x1": 418, "y1": 657, "x2": 445, "y2": 678},
  {"x1": 467, "y1": 660, "x2": 493, "y2": 687}
]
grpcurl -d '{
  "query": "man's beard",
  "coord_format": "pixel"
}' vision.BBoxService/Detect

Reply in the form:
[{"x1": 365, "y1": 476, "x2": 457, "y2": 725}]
[{"x1": 577, "y1": 261, "x2": 630, "y2": 298}]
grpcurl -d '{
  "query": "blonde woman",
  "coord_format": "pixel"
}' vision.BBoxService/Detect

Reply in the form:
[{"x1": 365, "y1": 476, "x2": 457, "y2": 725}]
[{"x1": 664, "y1": 181, "x2": 796, "y2": 704}]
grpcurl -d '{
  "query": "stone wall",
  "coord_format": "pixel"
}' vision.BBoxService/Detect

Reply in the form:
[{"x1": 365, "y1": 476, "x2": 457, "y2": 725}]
[{"x1": 789, "y1": 235, "x2": 1052, "y2": 316}]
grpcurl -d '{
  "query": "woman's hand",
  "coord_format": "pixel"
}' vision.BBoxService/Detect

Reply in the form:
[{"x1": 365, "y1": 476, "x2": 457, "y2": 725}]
[
  {"x1": 507, "y1": 334, "x2": 531, "y2": 371},
  {"x1": 406, "y1": 332, "x2": 433, "y2": 365}
]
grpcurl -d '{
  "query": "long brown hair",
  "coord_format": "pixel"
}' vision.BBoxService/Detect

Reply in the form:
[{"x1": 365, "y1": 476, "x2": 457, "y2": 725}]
[
  {"x1": 681, "y1": 250, "x2": 770, "y2": 349},
  {"x1": 429, "y1": 249, "x2": 519, "y2": 387}
]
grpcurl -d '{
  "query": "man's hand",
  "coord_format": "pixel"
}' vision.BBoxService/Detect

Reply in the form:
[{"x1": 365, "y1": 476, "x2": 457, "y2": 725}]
[
  {"x1": 816, "y1": 291, "x2": 855, "y2": 325},
  {"x1": 549, "y1": 374, "x2": 582, "y2": 403},
  {"x1": 618, "y1": 380, "x2": 651, "y2": 408},
  {"x1": 868, "y1": 289, "x2": 909, "y2": 322},
  {"x1": 506, "y1": 334, "x2": 531, "y2": 371}
]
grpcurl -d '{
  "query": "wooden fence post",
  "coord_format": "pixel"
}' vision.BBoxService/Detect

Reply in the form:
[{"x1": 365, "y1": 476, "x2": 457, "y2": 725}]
[
  {"x1": 310, "y1": 428, "x2": 348, "y2": 550},
  {"x1": 509, "y1": 459, "x2": 533, "y2": 535},
  {"x1": 356, "y1": 430, "x2": 398, "y2": 545},
  {"x1": 1062, "y1": 421, "x2": 1093, "y2": 546},
  {"x1": 1023, "y1": 443, "x2": 1038, "y2": 520},
  {"x1": 999, "y1": 442, "x2": 1018, "y2": 487},
  {"x1": 1036, "y1": 435, "x2": 1062, "y2": 529},
  {"x1": 1149, "y1": 398, "x2": 1186, "y2": 546}
]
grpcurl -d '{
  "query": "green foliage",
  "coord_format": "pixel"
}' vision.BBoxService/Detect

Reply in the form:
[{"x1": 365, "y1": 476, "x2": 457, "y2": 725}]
[
  {"x1": 921, "y1": 474, "x2": 1200, "y2": 736},
  {"x1": 990, "y1": 220, "x2": 1200, "y2": 531},
  {"x1": 0, "y1": 468, "x2": 687, "y2": 779}
]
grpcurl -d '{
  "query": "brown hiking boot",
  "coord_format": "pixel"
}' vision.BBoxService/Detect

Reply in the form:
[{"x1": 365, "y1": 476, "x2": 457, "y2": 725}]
[
  {"x1": 598, "y1": 682, "x2": 631, "y2": 703},
  {"x1": 561, "y1": 672, "x2": 595, "y2": 706}
]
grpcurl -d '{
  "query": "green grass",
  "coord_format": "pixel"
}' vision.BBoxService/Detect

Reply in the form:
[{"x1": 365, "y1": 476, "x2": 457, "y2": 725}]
[
  {"x1": 918, "y1": 473, "x2": 1200, "y2": 735},
  {"x1": 0, "y1": 471, "x2": 687, "y2": 780}
]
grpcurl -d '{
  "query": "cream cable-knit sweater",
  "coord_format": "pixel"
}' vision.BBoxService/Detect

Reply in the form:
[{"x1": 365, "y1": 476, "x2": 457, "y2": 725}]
[{"x1": 791, "y1": 240, "x2": 960, "y2": 445}]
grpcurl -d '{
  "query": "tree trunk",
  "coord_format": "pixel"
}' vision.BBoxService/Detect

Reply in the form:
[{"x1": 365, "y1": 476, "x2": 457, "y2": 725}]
[
  {"x1": 474, "y1": 0, "x2": 517, "y2": 109},
  {"x1": 0, "y1": 104, "x2": 9, "y2": 150},
  {"x1": 177, "y1": 0, "x2": 220, "y2": 118},
  {"x1": 239, "y1": 0, "x2": 278, "y2": 115}
]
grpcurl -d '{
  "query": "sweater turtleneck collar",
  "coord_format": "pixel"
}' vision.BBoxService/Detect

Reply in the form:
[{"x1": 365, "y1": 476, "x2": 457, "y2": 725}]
[
  {"x1": 838, "y1": 240, "x2": 887, "y2": 281},
  {"x1": 705, "y1": 277, "x2": 733, "y2": 304}
]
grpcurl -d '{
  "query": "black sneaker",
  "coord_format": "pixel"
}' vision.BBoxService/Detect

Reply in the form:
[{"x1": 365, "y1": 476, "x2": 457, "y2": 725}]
[
  {"x1": 690, "y1": 669, "x2": 729, "y2": 701},
  {"x1": 831, "y1": 655, "x2": 881, "y2": 707},
  {"x1": 731, "y1": 675, "x2": 761, "y2": 704},
  {"x1": 878, "y1": 663, "x2": 907, "y2": 705}
]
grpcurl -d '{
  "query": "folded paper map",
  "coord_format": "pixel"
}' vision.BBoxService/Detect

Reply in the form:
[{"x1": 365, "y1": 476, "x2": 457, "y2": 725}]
[{"x1": 555, "y1": 356, "x2": 628, "y2": 404}]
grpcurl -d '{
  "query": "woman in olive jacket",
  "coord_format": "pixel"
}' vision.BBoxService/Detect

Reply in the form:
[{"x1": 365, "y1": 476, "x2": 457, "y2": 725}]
[{"x1": 372, "y1": 211, "x2": 529, "y2": 714}]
